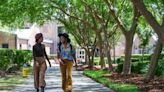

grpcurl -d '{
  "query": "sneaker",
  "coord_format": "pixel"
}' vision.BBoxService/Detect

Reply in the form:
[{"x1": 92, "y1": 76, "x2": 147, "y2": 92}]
[
  {"x1": 41, "y1": 86, "x2": 45, "y2": 92},
  {"x1": 36, "y1": 88, "x2": 39, "y2": 92}
]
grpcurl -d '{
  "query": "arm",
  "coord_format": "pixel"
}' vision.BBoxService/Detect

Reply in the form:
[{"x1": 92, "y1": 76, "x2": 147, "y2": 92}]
[
  {"x1": 57, "y1": 50, "x2": 65, "y2": 65},
  {"x1": 57, "y1": 52, "x2": 60, "y2": 60},
  {"x1": 72, "y1": 53, "x2": 77, "y2": 67},
  {"x1": 44, "y1": 45, "x2": 51, "y2": 67},
  {"x1": 71, "y1": 46, "x2": 77, "y2": 67},
  {"x1": 32, "y1": 46, "x2": 36, "y2": 61}
]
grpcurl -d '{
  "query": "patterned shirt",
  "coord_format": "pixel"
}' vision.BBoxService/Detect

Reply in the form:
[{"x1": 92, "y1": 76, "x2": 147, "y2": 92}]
[{"x1": 57, "y1": 43, "x2": 75, "y2": 61}]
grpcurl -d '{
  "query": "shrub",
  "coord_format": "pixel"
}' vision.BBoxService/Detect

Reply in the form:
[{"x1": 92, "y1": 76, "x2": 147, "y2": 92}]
[
  {"x1": 106, "y1": 54, "x2": 164, "y2": 76},
  {"x1": 115, "y1": 63, "x2": 123, "y2": 73},
  {"x1": 116, "y1": 57, "x2": 124, "y2": 64},
  {"x1": 0, "y1": 49, "x2": 16, "y2": 71},
  {"x1": 131, "y1": 61, "x2": 149, "y2": 74},
  {"x1": 119, "y1": 54, "x2": 151, "y2": 63},
  {"x1": 94, "y1": 57, "x2": 108, "y2": 65},
  {"x1": 0, "y1": 49, "x2": 32, "y2": 72},
  {"x1": 155, "y1": 59, "x2": 164, "y2": 76},
  {"x1": 14, "y1": 50, "x2": 32, "y2": 68},
  {"x1": 115, "y1": 61, "x2": 149, "y2": 74},
  {"x1": 94, "y1": 57, "x2": 100, "y2": 65}
]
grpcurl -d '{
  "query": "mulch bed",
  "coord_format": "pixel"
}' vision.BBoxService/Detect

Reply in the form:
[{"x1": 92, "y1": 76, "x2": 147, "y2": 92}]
[
  {"x1": 106, "y1": 73, "x2": 164, "y2": 92},
  {"x1": 75, "y1": 65, "x2": 101, "y2": 71},
  {"x1": 78, "y1": 65, "x2": 164, "y2": 92}
]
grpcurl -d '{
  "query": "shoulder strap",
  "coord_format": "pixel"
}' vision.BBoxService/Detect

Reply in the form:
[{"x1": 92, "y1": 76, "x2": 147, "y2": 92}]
[
  {"x1": 70, "y1": 44, "x2": 72, "y2": 51},
  {"x1": 58, "y1": 42, "x2": 62, "y2": 52}
]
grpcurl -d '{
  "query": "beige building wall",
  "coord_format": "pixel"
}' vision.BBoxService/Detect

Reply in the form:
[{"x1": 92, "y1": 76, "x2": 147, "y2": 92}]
[
  {"x1": 17, "y1": 39, "x2": 28, "y2": 50},
  {"x1": 0, "y1": 31, "x2": 17, "y2": 49}
]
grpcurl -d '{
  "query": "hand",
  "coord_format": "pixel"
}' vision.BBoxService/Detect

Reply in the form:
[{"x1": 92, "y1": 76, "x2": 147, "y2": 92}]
[
  {"x1": 75, "y1": 64, "x2": 78, "y2": 70},
  {"x1": 54, "y1": 57, "x2": 60, "y2": 64},
  {"x1": 59, "y1": 59, "x2": 65, "y2": 65},
  {"x1": 75, "y1": 64, "x2": 78, "y2": 67},
  {"x1": 48, "y1": 61, "x2": 51, "y2": 67},
  {"x1": 49, "y1": 64, "x2": 52, "y2": 67}
]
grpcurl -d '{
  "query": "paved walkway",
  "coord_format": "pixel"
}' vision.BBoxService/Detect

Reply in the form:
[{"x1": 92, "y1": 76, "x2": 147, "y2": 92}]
[{"x1": 10, "y1": 62, "x2": 113, "y2": 92}]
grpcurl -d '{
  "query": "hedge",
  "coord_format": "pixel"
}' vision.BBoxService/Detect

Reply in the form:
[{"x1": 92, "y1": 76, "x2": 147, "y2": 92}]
[
  {"x1": 116, "y1": 60, "x2": 149, "y2": 74},
  {"x1": 116, "y1": 54, "x2": 151, "y2": 64},
  {"x1": 115, "y1": 54, "x2": 164, "y2": 76},
  {"x1": 0, "y1": 48, "x2": 32, "y2": 72},
  {"x1": 94, "y1": 57, "x2": 108, "y2": 65}
]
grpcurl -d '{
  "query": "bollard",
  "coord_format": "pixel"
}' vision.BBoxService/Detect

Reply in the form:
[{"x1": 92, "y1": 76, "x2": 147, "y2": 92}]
[{"x1": 22, "y1": 63, "x2": 28, "y2": 77}]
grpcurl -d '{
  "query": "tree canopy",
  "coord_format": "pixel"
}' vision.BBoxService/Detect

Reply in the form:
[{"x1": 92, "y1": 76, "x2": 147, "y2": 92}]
[{"x1": 0, "y1": 0, "x2": 163, "y2": 80}]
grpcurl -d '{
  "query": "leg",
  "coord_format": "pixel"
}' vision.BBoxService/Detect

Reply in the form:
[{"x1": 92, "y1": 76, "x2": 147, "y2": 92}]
[
  {"x1": 66, "y1": 61, "x2": 73, "y2": 91},
  {"x1": 34, "y1": 62, "x2": 40, "y2": 89},
  {"x1": 39, "y1": 62, "x2": 47, "y2": 87},
  {"x1": 60, "y1": 63, "x2": 67, "y2": 92}
]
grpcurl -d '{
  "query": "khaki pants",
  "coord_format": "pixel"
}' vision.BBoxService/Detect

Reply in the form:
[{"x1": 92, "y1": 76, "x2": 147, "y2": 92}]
[
  {"x1": 60, "y1": 60, "x2": 73, "y2": 92},
  {"x1": 34, "y1": 57, "x2": 47, "y2": 89}
]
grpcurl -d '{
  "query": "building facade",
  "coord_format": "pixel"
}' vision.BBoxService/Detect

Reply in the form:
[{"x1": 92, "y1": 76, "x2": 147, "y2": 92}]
[
  {"x1": 0, "y1": 21, "x2": 64, "y2": 55},
  {"x1": 0, "y1": 31, "x2": 17, "y2": 49}
]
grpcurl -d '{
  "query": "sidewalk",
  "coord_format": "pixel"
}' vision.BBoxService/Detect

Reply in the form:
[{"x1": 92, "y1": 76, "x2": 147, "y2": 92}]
[{"x1": 10, "y1": 61, "x2": 114, "y2": 92}]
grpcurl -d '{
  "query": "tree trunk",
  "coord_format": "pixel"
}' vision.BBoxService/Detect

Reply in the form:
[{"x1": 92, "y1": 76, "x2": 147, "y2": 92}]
[
  {"x1": 142, "y1": 46, "x2": 145, "y2": 63},
  {"x1": 88, "y1": 48, "x2": 93, "y2": 69},
  {"x1": 97, "y1": 32, "x2": 105, "y2": 68},
  {"x1": 106, "y1": 48, "x2": 113, "y2": 71},
  {"x1": 145, "y1": 40, "x2": 163, "y2": 81},
  {"x1": 102, "y1": 25, "x2": 113, "y2": 71},
  {"x1": 122, "y1": 34, "x2": 134, "y2": 75},
  {"x1": 113, "y1": 35, "x2": 116, "y2": 63},
  {"x1": 89, "y1": 48, "x2": 95, "y2": 69},
  {"x1": 84, "y1": 49, "x2": 89, "y2": 65},
  {"x1": 84, "y1": 48, "x2": 92, "y2": 69},
  {"x1": 91, "y1": 48, "x2": 95, "y2": 68}
]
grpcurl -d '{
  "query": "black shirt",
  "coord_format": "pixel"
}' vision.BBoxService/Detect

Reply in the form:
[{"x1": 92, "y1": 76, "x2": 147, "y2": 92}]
[{"x1": 33, "y1": 43, "x2": 49, "y2": 61}]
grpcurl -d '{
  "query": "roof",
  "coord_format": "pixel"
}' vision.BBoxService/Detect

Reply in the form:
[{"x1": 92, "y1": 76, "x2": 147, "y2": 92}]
[
  {"x1": 15, "y1": 29, "x2": 32, "y2": 40},
  {"x1": 43, "y1": 39, "x2": 53, "y2": 43}
]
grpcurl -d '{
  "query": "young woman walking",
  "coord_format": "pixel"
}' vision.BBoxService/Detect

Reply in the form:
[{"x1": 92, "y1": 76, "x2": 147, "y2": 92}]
[
  {"x1": 33, "y1": 33, "x2": 51, "y2": 92},
  {"x1": 57, "y1": 33, "x2": 77, "y2": 92}
]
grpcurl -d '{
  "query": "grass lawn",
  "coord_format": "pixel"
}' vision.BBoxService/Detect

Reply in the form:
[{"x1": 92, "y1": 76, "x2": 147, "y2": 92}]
[
  {"x1": 0, "y1": 67, "x2": 33, "y2": 90},
  {"x1": 0, "y1": 74, "x2": 25, "y2": 90},
  {"x1": 83, "y1": 69, "x2": 139, "y2": 92}
]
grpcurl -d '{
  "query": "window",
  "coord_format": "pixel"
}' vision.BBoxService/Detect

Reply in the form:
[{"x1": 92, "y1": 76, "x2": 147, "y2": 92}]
[
  {"x1": 20, "y1": 44, "x2": 22, "y2": 50},
  {"x1": 2, "y1": 43, "x2": 9, "y2": 48}
]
